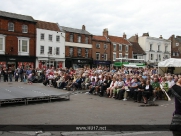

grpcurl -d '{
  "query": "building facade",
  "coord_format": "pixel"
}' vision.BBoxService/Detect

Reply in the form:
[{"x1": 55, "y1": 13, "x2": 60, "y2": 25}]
[
  {"x1": 169, "y1": 35, "x2": 181, "y2": 58},
  {"x1": 0, "y1": 10, "x2": 36, "y2": 69},
  {"x1": 102, "y1": 29, "x2": 133, "y2": 67},
  {"x1": 129, "y1": 34, "x2": 146, "y2": 60},
  {"x1": 139, "y1": 33, "x2": 171, "y2": 66},
  {"x1": 92, "y1": 35, "x2": 111, "y2": 68},
  {"x1": 59, "y1": 25, "x2": 92, "y2": 69},
  {"x1": 36, "y1": 20, "x2": 65, "y2": 69}
]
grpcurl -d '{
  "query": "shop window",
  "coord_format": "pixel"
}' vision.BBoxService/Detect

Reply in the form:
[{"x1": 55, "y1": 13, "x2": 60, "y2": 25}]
[
  {"x1": 85, "y1": 48, "x2": 89, "y2": 58},
  {"x1": 77, "y1": 48, "x2": 82, "y2": 56},
  {"x1": 22, "y1": 24, "x2": 28, "y2": 33},
  {"x1": 8, "y1": 22, "x2": 14, "y2": 31},
  {"x1": 96, "y1": 52, "x2": 100, "y2": 60}
]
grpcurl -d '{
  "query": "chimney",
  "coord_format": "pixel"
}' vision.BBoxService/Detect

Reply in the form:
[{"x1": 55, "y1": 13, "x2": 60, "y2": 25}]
[
  {"x1": 103, "y1": 28, "x2": 108, "y2": 37},
  {"x1": 159, "y1": 35, "x2": 163, "y2": 39},
  {"x1": 135, "y1": 34, "x2": 138, "y2": 43},
  {"x1": 142, "y1": 32, "x2": 149, "y2": 37},
  {"x1": 123, "y1": 32, "x2": 126, "y2": 39},
  {"x1": 82, "y1": 25, "x2": 85, "y2": 30}
]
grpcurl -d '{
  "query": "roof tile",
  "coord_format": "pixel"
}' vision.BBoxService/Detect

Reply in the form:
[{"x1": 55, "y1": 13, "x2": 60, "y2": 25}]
[
  {"x1": 108, "y1": 35, "x2": 130, "y2": 45},
  {"x1": 92, "y1": 35, "x2": 109, "y2": 42},
  {"x1": 130, "y1": 42, "x2": 146, "y2": 55},
  {"x1": 36, "y1": 20, "x2": 60, "y2": 32}
]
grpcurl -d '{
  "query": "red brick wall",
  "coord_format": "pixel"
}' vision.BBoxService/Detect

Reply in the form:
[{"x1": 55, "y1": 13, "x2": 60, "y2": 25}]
[
  {"x1": 0, "y1": 17, "x2": 36, "y2": 56},
  {"x1": 92, "y1": 40, "x2": 111, "y2": 61}
]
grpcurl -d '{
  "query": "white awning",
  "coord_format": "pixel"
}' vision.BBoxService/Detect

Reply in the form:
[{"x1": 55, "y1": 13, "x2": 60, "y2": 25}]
[
  {"x1": 123, "y1": 64, "x2": 145, "y2": 68},
  {"x1": 37, "y1": 58, "x2": 48, "y2": 61},
  {"x1": 55, "y1": 59, "x2": 65, "y2": 61}
]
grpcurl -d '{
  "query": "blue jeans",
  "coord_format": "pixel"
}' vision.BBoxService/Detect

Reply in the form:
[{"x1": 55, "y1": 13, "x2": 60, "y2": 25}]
[{"x1": 9, "y1": 74, "x2": 12, "y2": 82}]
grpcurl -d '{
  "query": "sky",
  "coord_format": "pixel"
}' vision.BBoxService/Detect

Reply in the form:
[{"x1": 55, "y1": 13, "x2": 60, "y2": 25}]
[{"x1": 0, "y1": 0, "x2": 181, "y2": 39}]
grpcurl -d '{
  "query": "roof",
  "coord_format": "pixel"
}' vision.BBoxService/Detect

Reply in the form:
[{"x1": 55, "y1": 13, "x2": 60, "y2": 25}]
[
  {"x1": 108, "y1": 35, "x2": 131, "y2": 45},
  {"x1": 158, "y1": 58, "x2": 181, "y2": 67},
  {"x1": 59, "y1": 26, "x2": 92, "y2": 35},
  {"x1": 130, "y1": 42, "x2": 146, "y2": 55},
  {"x1": 0, "y1": 10, "x2": 36, "y2": 22},
  {"x1": 36, "y1": 20, "x2": 60, "y2": 32},
  {"x1": 92, "y1": 35, "x2": 109, "y2": 42}
]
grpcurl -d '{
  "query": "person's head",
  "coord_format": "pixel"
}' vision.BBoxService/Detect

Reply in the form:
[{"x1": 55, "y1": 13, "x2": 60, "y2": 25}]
[
  {"x1": 92, "y1": 78, "x2": 95, "y2": 82},
  {"x1": 146, "y1": 80, "x2": 150, "y2": 85},
  {"x1": 177, "y1": 78, "x2": 181, "y2": 84},
  {"x1": 162, "y1": 77, "x2": 166, "y2": 82},
  {"x1": 153, "y1": 78, "x2": 158, "y2": 82}
]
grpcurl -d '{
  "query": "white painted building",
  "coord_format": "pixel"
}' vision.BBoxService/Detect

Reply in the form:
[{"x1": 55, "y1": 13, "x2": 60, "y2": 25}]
[
  {"x1": 36, "y1": 21, "x2": 65, "y2": 69},
  {"x1": 138, "y1": 33, "x2": 171, "y2": 65}
]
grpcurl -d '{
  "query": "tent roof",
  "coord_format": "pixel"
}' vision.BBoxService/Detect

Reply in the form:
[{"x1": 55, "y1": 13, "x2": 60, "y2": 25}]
[{"x1": 158, "y1": 58, "x2": 181, "y2": 67}]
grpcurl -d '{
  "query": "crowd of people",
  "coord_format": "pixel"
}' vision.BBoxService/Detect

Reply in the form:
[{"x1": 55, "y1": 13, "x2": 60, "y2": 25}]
[{"x1": 0, "y1": 66, "x2": 178, "y2": 103}]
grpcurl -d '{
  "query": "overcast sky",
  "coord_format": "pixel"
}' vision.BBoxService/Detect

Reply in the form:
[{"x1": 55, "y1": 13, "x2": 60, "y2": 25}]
[{"x1": 0, "y1": 0, "x2": 181, "y2": 39}]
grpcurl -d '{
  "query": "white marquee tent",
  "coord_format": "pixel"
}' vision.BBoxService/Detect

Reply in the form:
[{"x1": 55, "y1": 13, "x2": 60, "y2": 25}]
[{"x1": 158, "y1": 58, "x2": 181, "y2": 75}]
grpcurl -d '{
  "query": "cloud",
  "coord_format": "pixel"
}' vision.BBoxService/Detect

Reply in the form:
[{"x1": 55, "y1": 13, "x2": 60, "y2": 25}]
[{"x1": 0, "y1": 0, "x2": 181, "y2": 38}]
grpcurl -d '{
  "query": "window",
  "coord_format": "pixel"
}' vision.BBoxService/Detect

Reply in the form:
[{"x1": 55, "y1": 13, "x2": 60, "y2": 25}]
[
  {"x1": 0, "y1": 38, "x2": 3, "y2": 50},
  {"x1": 8, "y1": 22, "x2": 14, "y2": 31},
  {"x1": 69, "y1": 47, "x2": 73, "y2": 56},
  {"x1": 113, "y1": 53, "x2": 116, "y2": 61},
  {"x1": 70, "y1": 33, "x2": 73, "y2": 42},
  {"x1": 119, "y1": 44, "x2": 122, "y2": 51},
  {"x1": 177, "y1": 52, "x2": 179, "y2": 56},
  {"x1": 85, "y1": 48, "x2": 89, "y2": 58},
  {"x1": 125, "y1": 45, "x2": 128, "y2": 52},
  {"x1": 158, "y1": 45, "x2": 160, "y2": 51},
  {"x1": 78, "y1": 35, "x2": 81, "y2": 43},
  {"x1": 85, "y1": 36, "x2": 89, "y2": 44},
  {"x1": 113, "y1": 44, "x2": 117, "y2": 51},
  {"x1": 18, "y1": 37, "x2": 29, "y2": 55},
  {"x1": 165, "y1": 46, "x2": 168, "y2": 52},
  {"x1": 22, "y1": 25, "x2": 28, "y2": 33},
  {"x1": 119, "y1": 53, "x2": 122, "y2": 58},
  {"x1": 40, "y1": 46, "x2": 44, "y2": 54},
  {"x1": 150, "y1": 54, "x2": 154, "y2": 60},
  {"x1": 77, "y1": 48, "x2": 82, "y2": 56},
  {"x1": 150, "y1": 44, "x2": 152, "y2": 51},
  {"x1": 159, "y1": 54, "x2": 161, "y2": 61},
  {"x1": 56, "y1": 35, "x2": 60, "y2": 42},
  {"x1": 104, "y1": 44, "x2": 107, "y2": 49},
  {"x1": 173, "y1": 52, "x2": 175, "y2": 56},
  {"x1": 176, "y1": 43, "x2": 179, "y2": 46},
  {"x1": 165, "y1": 55, "x2": 168, "y2": 59},
  {"x1": 125, "y1": 54, "x2": 128, "y2": 58},
  {"x1": 56, "y1": 47, "x2": 60, "y2": 55},
  {"x1": 96, "y1": 53, "x2": 100, "y2": 60},
  {"x1": 48, "y1": 47, "x2": 53, "y2": 55},
  {"x1": 49, "y1": 35, "x2": 52, "y2": 41},
  {"x1": 40, "y1": 33, "x2": 44, "y2": 40},
  {"x1": 96, "y1": 43, "x2": 100, "y2": 48},
  {"x1": 104, "y1": 54, "x2": 107, "y2": 61}
]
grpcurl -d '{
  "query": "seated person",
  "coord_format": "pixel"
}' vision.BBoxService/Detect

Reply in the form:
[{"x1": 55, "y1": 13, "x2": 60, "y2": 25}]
[
  {"x1": 113, "y1": 77, "x2": 124, "y2": 98},
  {"x1": 142, "y1": 80, "x2": 153, "y2": 104},
  {"x1": 106, "y1": 77, "x2": 118, "y2": 98}
]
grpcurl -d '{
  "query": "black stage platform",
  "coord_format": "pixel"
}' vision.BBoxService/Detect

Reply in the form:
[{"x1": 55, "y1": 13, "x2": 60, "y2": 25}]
[{"x1": 0, "y1": 83, "x2": 70, "y2": 106}]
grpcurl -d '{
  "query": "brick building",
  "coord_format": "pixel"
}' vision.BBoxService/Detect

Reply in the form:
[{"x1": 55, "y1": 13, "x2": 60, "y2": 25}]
[
  {"x1": 92, "y1": 35, "x2": 111, "y2": 68},
  {"x1": 102, "y1": 28, "x2": 133, "y2": 67},
  {"x1": 0, "y1": 10, "x2": 36, "y2": 69},
  {"x1": 169, "y1": 35, "x2": 181, "y2": 58},
  {"x1": 59, "y1": 25, "x2": 93, "y2": 69}
]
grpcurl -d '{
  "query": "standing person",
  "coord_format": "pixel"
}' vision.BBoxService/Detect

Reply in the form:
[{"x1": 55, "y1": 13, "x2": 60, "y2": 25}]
[
  {"x1": 19, "y1": 66, "x2": 24, "y2": 82},
  {"x1": 170, "y1": 78, "x2": 181, "y2": 135},
  {"x1": 3, "y1": 68, "x2": 8, "y2": 82},
  {"x1": 0, "y1": 67, "x2": 2, "y2": 82},
  {"x1": 14, "y1": 69, "x2": 19, "y2": 82},
  {"x1": 8, "y1": 67, "x2": 13, "y2": 82}
]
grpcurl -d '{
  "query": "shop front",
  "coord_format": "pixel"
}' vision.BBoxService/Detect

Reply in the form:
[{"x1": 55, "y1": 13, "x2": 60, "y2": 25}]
[
  {"x1": 36, "y1": 58, "x2": 65, "y2": 69},
  {"x1": 93, "y1": 60, "x2": 111, "y2": 68},
  {"x1": 0, "y1": 55, "x2": 36, "y2": 69},
  {"x1": 65, "y1": 58, "x2": 93, "y2": 69}
]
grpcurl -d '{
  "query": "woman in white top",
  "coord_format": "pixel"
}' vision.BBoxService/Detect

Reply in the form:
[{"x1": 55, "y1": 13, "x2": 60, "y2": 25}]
[{"x1": 106, "y1": 77, "x2": 118, "y2": 98}]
